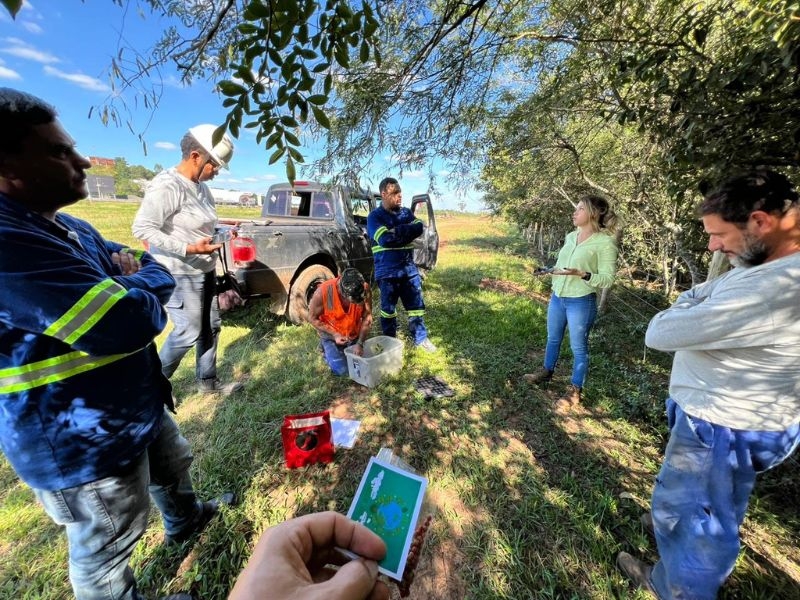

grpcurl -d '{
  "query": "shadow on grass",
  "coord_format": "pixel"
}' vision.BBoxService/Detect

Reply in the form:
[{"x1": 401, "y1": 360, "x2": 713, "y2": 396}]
[{"x1": 3, "y1": 224, "x2": 799, "y2": 599}]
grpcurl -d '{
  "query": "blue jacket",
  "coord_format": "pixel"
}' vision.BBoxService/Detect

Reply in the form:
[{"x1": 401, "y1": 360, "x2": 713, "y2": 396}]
[
  {"x1": 0, "y1": 194, "x2": 176, "y2": 490},
  {"x1": 367, "y1": 205, "x2": 423, "y2": 280}
]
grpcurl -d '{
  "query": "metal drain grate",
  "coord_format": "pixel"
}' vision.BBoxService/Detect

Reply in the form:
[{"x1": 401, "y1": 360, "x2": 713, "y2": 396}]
[{"x1": 413, "y1": 376, "x2": 455, "y2": 399}]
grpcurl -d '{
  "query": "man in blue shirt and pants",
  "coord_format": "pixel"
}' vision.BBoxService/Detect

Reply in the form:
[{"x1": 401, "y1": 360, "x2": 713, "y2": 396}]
[
  {"x1": 367, "y1": 177, "x2": 436, "y2": 352},
  {"x1": 0, "y1": 88, "x2": 232, "y2": 600}
]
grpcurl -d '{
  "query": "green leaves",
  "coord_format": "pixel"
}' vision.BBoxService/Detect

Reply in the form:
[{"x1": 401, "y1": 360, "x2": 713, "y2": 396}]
[{"x1": 210, "y1": 0, "x2": 381, "y2": 182}]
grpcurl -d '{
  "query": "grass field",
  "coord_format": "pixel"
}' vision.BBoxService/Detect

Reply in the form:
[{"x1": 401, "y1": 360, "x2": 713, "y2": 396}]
[{"x1": 1, "y1": 202, "x2": 798, "y2": 599}]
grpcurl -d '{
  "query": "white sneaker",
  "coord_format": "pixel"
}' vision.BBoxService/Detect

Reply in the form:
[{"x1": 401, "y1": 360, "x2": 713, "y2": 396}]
[{"x1": 416, "y1": 338, "x2": 437, "y2": 352}]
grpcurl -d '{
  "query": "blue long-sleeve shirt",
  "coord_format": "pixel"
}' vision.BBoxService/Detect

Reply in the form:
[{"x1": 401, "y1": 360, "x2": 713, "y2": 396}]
[
  {"x1": 0, "y1": 193, "x2": 176, "y2": 490},
  {"x1": 366, "y1": 205, "x2": 423, "y2": 280}
]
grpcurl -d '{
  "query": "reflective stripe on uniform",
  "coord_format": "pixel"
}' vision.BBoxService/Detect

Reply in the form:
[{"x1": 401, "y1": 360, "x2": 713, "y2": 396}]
[
  {"x1": 380, "y1": 310, "x2": 398, "y2": 319},
  {"x1": 373, "y1": 226, "x2": 388, "y2": 243},
  {"x1": 0, "y1": 350, "x2": 132, "y2": 394},
  {"x1": 371, "y1": 245, "x2": 414, "y2": 254},
  {"x1": 407, "y1": 309, "x2": 425, "y2": 317},
  {"x1": 120, "y1": 247, "x2": 145, "y2": 261},
  {"x1": 43, "y1": 279, "x2": 128, "y2": 345},
  {"x1": 324, "y1": 283, "x2": 335, "y2": 311}
]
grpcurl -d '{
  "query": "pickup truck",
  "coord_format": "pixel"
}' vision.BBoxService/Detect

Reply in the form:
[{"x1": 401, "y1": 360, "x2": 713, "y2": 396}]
[{"x1": 220, "y1": 181, "x2": 439, "y2": 323}]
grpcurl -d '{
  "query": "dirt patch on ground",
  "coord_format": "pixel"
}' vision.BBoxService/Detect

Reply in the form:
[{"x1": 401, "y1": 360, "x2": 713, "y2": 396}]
[{"x1": 479, "y1": 278, "x2": 549, "y2": 305}]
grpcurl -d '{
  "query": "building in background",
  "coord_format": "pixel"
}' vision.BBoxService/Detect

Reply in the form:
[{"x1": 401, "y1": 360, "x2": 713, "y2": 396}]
[
  {"x1": 208, "y1": 187, "x2": 262, "y2": 206},
  {"x1": 89, "y1": 156, "x2": 116, "y2": 168}
]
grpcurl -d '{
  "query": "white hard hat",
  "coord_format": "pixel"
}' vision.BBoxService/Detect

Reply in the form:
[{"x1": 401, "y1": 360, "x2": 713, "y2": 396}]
[{"x1": 188, "y1": 124, "x2": 234, "y2": 170}]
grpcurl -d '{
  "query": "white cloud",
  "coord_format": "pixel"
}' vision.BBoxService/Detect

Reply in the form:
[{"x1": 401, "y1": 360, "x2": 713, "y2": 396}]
[
  {"x1": 43, "y1": 65, "x2": 110, "y2": 92},
  {"x1": 243, "y1": 177, "x2": 260, "y2": 182},
  {"x1": 0, "y1": 65, "x2": 22, "y2": 80},
  {"x1": 162, "y1": 75, "x2": 187, "y2": 89},
  {"x1": 404, "y1": 170, "x2": 425, "y2": 179},
  {"x1": 1, "y1": 39, "x2": 58, "y2": 64},
  {"x1": 154, "y1": 141, "x2": 178, "y2": 150},
  {"x1": 21, "y1": 21, "x2": 43, "y2": 34}
]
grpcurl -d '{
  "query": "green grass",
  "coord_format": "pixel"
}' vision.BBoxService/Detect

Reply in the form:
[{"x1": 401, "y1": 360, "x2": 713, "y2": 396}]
[{"x1": 1, "y1": 204, "x2": 798, "y2": 599}]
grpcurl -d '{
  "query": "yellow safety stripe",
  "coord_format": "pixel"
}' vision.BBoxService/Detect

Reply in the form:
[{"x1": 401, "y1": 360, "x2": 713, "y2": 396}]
[
  {"x1": 373, "y1": 226, "x2": 388, "y2": 243},
  {"x1": 380, "y1": 310, "x2": 398, "y2": 319},
  {"x1": 119, "y1": 247, "x2": 145, "y2": 260},
  {"x1": 0, "y1": 350, "x2": 132, "y2": 394},
  {"x1": 43, "y1": 279, "x2": 128, "y2": 345},
  {"x1": 371, "y1": 245, "x2": 414, "y2": 254},
  {"x1": 407, "y1": 309, "x2": 425, "y2": 317}
]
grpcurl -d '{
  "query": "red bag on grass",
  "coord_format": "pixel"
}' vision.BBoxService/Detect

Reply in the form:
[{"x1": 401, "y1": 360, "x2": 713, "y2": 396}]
[{"x1": 281, "y1": 410, "x2": 335, "y2": 468}]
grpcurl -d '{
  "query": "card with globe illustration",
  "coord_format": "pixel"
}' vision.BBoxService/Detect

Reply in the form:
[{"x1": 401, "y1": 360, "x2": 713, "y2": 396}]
[{"x1": 345, "y1": 457, "x2": 428, "y2": 579}]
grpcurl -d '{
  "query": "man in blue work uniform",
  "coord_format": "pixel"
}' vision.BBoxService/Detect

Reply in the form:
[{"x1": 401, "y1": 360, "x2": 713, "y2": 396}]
[
  {"x1": 367, "y1": 177, "x2": 436, "y2": 352},
  {"x1": 0, "y1": 88, "x2": 232, "y2": 600}
]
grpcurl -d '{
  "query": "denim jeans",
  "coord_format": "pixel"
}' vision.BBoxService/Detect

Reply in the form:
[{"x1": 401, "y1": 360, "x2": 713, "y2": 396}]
[
  {"x1": 159, "y1": 271, "x2": 221, "y2": 383},
  {"x1": 377, "y1": 275, "x2": 428, "y2": 344},
  {"x1": 543, "y1": 292, "x2": 597, "y2": 387},
  {"x1": 34, "y1": 410, "x2": 201, "y2": 600},
  {"x1": 320, "y1": 336, "x2": 359, "y2": 376},
  {"x1": 650, "y1": 399, "x2": 800, "y2": 599}
]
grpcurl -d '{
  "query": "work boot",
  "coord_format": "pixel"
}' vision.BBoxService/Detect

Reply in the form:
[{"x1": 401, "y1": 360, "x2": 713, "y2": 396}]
[
  {"x1": 199, "y1": 378, "x2": 243, "y2": 395},
  {"x1": 522, "y1": 368, "x2": 553, "y2": 384},
  {"x1": 640, "y1": 512, "x2": 655, "y2": 537},
  {"x1": 554, "y1": 384, "x2": 581, "y2": 411},
  {"x1": 416, "y1": 338, "x2": 437, "y2": 353},
  {"x1": 616, "y1": 552, "x2": 657, "y2": 598},
  {"x1": 164, "y1": 492, "x2": 237, "y2": 546}
]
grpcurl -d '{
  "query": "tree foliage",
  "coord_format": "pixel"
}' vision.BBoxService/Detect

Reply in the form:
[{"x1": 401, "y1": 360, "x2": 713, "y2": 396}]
[
  {"x1": 3, "y1": 0, "x2": 798, "y2": 291},
  {"x1": 83, "y1": 0, "x2": 381, "y2": 182}
]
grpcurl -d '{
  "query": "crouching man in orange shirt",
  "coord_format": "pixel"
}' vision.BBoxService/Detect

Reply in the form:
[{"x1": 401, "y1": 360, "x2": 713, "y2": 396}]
[{"x1": 308, "y1": 268, "x2": 373, "y2": 376}]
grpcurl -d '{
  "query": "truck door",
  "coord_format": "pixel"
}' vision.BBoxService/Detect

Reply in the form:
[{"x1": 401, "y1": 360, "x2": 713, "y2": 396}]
[
  {"x1": 410, "y1": 194, "x2": 439, "y2": 271},
  {"x1": 343, "y1": 188, "x2": 374, "y2": 280}
]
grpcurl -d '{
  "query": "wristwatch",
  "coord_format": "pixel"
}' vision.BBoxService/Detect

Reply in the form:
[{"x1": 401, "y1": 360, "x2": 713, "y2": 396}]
[{"x1": 582, "y1": 272, "x2": 591, "y2": 281}]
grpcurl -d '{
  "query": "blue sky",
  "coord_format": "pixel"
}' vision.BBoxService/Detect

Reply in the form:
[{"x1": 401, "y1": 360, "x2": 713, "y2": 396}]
[{"x1": 0, "y1": 1, "x2": 485, "y2": 210}]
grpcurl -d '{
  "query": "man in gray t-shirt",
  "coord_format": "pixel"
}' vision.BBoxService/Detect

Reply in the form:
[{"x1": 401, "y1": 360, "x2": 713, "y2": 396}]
[
  {"x1": 617, "y1": 170, "x2": 800, "y2": 599},
  {"x1": 133, "y1": 125, "x2": 243, "y2": 395}
]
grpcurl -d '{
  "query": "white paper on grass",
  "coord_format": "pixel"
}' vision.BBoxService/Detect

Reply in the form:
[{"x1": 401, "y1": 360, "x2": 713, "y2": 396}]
[{"x1": 330, "y1": 417, "x2": 361, "y2": 449}]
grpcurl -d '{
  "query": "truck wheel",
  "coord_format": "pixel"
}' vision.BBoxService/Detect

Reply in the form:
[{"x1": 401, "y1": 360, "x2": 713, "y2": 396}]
[{"x1": 287, "y1": 264, "x2": 335, "y2": 324}]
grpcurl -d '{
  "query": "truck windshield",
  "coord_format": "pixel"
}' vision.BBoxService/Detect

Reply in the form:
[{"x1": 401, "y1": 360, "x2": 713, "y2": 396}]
[{"x1": 264, "y1": 189, "x2": 334, "y2": 219}]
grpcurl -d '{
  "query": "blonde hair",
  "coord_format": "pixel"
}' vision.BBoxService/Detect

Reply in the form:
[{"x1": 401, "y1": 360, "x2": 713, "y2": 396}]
[{"x1": 582, "y1": 195, "x2": 619, "y2": 235}]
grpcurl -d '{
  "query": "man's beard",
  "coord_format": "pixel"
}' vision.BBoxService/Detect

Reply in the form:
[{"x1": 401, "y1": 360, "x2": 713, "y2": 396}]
[{"x1": 731, "y1": 232, "x2": 769, "y2": 267}]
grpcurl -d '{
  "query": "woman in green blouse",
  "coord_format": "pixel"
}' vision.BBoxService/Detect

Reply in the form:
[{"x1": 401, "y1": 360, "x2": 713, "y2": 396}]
[{"x1": 524, "y1": 196, "x2": 619, "y2": 408}]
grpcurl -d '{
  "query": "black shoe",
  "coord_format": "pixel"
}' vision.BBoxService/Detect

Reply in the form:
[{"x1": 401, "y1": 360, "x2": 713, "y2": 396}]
[
  {"x1": 616, "y1": 552, "x2": 657, "y2": 598},
  {"x1": 164, "y1": 492, "x2": 237, "y2": 546},
  {"x1": 640, "y1": 512, "x2": 655, "y2": 537}
]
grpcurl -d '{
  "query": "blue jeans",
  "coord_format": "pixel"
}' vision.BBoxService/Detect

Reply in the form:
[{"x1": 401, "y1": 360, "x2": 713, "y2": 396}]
[
  {"x1": 33, "y1": 410, "x2": 202, "y2": 600},
  {"x1": 543, "y1": 292, "x2": 597, "y2": 387},
  {"x1": 650, "y1": 399, "x2": 800, "y2": 599},
  {"x1": 160, "y1": 271, "x2": 221, "y2": 383},
  {"x1": 377, "y1": 275, "x2": 428, "y2": 344},
  {"x1": 320, "y1": 336, "x2": 359, "y2": 376}
]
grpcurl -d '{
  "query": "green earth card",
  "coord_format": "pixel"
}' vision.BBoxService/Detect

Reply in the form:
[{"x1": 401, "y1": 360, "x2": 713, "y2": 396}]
[{"x1": 346, "y1": 457, "x2": 428, "y2": 579}]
